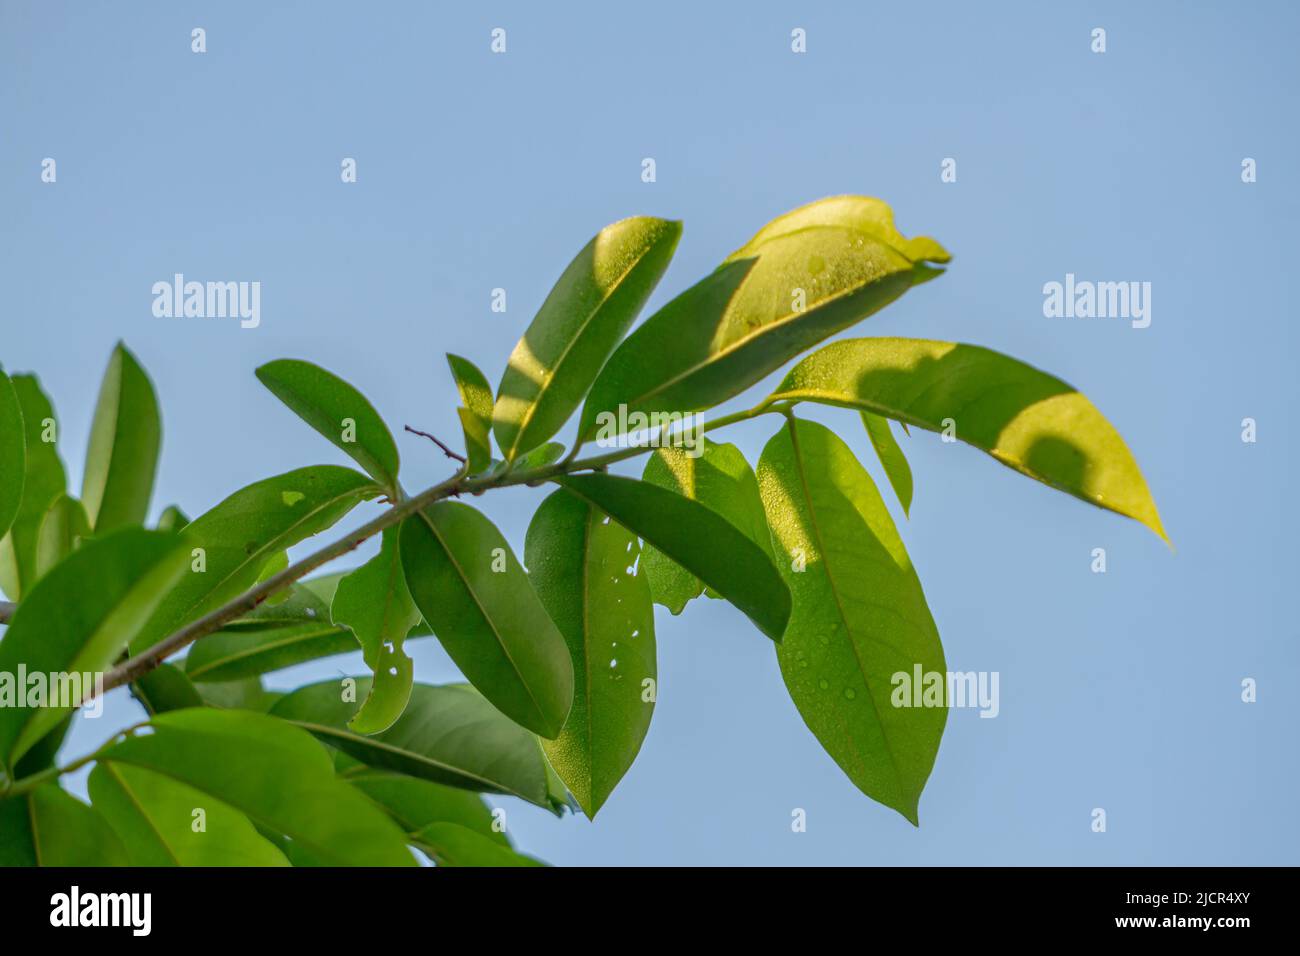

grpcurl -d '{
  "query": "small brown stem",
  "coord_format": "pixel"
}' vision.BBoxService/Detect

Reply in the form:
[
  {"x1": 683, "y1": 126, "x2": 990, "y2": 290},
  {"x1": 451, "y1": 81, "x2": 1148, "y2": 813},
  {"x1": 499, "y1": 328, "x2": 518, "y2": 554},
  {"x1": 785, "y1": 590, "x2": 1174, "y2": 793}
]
[{"x1": 404, "y1": 425, "x2": 467, "y2": 464}]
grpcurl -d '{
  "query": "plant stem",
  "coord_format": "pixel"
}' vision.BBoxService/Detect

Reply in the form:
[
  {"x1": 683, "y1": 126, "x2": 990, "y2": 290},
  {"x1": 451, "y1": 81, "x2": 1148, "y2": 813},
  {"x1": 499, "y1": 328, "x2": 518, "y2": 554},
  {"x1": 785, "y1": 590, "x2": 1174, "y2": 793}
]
[
  {"x1": 0, "y1": 724, "x2": 145, "y2": 797},
  {"x1": 0, "y1": 601, "x2": 13, "y2": 625},
  {"x1": 95, "y1": 397, "x2": 791, "y2": 700}
]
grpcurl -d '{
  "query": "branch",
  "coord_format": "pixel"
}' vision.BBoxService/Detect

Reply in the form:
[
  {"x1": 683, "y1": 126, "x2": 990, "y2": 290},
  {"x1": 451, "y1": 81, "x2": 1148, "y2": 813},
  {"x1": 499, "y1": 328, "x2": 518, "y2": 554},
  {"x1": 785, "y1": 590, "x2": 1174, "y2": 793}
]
[
  {"x1": 94, "y1": 398, "x2": 788, "y2": 701},
  {"x1": 0, "y1": 601, "x2": 14, "y2": 625}
]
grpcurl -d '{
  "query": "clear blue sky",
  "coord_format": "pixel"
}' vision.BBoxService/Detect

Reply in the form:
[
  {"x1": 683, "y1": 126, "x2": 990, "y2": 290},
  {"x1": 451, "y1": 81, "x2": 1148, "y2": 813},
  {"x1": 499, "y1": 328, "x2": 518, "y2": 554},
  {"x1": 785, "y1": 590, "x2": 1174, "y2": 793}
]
[{"x1": 2, "y1": 1, "x2": 1296, "y2": 865}]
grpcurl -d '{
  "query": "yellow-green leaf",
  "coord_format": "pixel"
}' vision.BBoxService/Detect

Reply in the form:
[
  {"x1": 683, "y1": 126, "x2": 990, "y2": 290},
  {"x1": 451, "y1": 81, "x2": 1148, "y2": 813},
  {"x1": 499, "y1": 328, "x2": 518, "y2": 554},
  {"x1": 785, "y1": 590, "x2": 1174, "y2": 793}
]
[
  {"x1": 758, "y1": 418, "x2": 945, "y2": 823},
  {"x1": 767, "y1": 337, "x2": 1166, "y2": 541},
  {"x1": 494, "y1": 216, "x2": 682, "y2": 460},
  {"x1": 577, "y1": 196, "x2": 948, "y2": 440}
]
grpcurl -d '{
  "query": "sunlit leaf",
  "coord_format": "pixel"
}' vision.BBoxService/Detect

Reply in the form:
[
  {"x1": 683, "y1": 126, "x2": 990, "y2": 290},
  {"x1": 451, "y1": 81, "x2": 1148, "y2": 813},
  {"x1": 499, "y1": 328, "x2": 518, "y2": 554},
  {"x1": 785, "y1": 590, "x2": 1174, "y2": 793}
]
[
  {"x1": 767, "y1": 337, "x2": 1166, "y2": 540},
  {"x1": 446, "y1": 353, "x2": 494, "y2": 427},
  {"x1": 578, "y1": 196, "x2": 948, "y2": 440},
  {"x1": 494, "y1": 217, "x2": 682, "y2": 460},
  {"x1": 758, "y1": 418, "x2": 945, "y2": 823}
]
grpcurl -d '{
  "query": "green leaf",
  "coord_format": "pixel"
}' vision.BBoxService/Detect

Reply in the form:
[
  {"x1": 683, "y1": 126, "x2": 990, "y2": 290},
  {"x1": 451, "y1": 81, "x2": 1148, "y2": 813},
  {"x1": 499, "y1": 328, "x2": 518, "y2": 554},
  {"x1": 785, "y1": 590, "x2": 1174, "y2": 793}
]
[
  {"x1": 516, "y1": 441, "x2": 566, "y2": 472},
  {"x1": 399, "y1": 503, "x2": 573, "y2": 737},
  {"x1": 129, "y1": 465, "x2": 379, "y2": 654},
  {"x1": 271, "y1": 680, "x2": 564, "y2": 812},
  {"x1": 447, "y1": 355, "x2": 495, "y2": 473},
  {"x1": 0, "y1": 785, "x2": 128, "y2": 866},
  {"x1": 0, "y1": 528, "x2": 188, "y2": 774},
  {"x1": 99, "y1": 707, "x2": 415, "y2": 866},
  {"x1": 577, "y1": 196, "x2": 948, "y2": 440},
  {"x1": 525, "y1": 489, "x2": 656, "y2": 817},
  {"x1": 255, "y1": 359, "x2": 401, "y2": 493},
  {"x1": 89, "y1": 762, "x2": 290, "y2": 866},
  {"x1": 332, "y1": 527, "x2": 421, "y2": 734},
  {"x1": 81, "y1": 343, "x2": 162, "y2": 532},
  {"x1": 0, "y1": 374, "x2": 67, "y2": 601},
  {"x1": 414, "y1": 823, "x2": 544, "y2": 867},
  {"x1": 11, "y1": 715, "x2": 72, "y2": 780},
  {"x1": 131, "y1": 662, "x2": 204, "y2": 715},
  {"x1": 552, "y1": 473, "x2": 791, "y2": 642},
  {"x1": 185, "y1": 622, "x2": 359, "y2": 682},
  {"x1": 861, "y1": 412, "x2": 913, "y2": 516},
  {"x1": 446, "y1": 353, "x2": 494, "y2": 427},
  {"x1": 767, "y1": 337, "x2": 1167, "y2": 541},
  {"x1": 639, "y1": 439, "x2": 775, "y2": 614},
  {"x1": 196, "y1": 677, "x2": 284, "y2": 712},
  {"x1": 156, "y1": 504, "x2": 190, "y2": 532},
  {"x1": 237, "y1": 578, "x2": 332, "y2": 625},
  {"x1": 494, "y1": 216, "x2": 682, "y2": 460},
  {"x1": 0, "y1": 368, "x2": 24, "y2": 542},
  {"x1": 757, "y1": 418, "x2": 945, "y2": 823},
  {"x1": 454, "y1": 407, "x2": 489, "y2": 473},
  {"x1": 343, "y1": 763, "x2": 511, "y2": 846},
  {"x1": 34, "y1": 493, "x2": 91, "y2": 577}
]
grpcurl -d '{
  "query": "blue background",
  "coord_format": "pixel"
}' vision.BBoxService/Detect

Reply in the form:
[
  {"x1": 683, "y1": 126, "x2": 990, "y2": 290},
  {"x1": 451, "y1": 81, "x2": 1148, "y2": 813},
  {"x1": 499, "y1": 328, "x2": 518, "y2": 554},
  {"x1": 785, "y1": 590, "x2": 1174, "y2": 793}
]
[{"x1": 2, "y1": 1, "x2": 1295, "y2": 864}]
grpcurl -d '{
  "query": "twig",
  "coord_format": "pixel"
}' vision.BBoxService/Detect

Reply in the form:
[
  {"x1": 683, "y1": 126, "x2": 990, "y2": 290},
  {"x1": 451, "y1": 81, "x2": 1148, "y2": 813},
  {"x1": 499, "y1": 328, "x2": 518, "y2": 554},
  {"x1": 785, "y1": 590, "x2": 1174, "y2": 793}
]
[
  {"x1": 0, "y1": 601, "x2": 14, "y2": 625},
  {"x1": 404, "y1": 425, "x2": 466, "y2": 464},
  {"x1": 91, "y1": 398, "x2": 789, "y2": 705}
]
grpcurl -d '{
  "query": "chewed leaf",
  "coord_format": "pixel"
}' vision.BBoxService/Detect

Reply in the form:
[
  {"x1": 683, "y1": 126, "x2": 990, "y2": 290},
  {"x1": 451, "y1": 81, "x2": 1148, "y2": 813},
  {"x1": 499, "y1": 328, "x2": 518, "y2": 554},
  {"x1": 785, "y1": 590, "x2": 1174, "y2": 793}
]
[{"x1": 332, "y1": 526, "x2": 421, "y2": 734}]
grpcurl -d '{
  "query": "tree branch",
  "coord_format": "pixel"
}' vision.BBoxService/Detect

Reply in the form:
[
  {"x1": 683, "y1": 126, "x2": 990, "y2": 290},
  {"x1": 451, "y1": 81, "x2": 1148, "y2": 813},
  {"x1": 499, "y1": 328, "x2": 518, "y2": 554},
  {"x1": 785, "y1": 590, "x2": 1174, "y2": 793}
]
[{"x1": 92, "y1": 398, "x2": 788, "y2": 702}]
